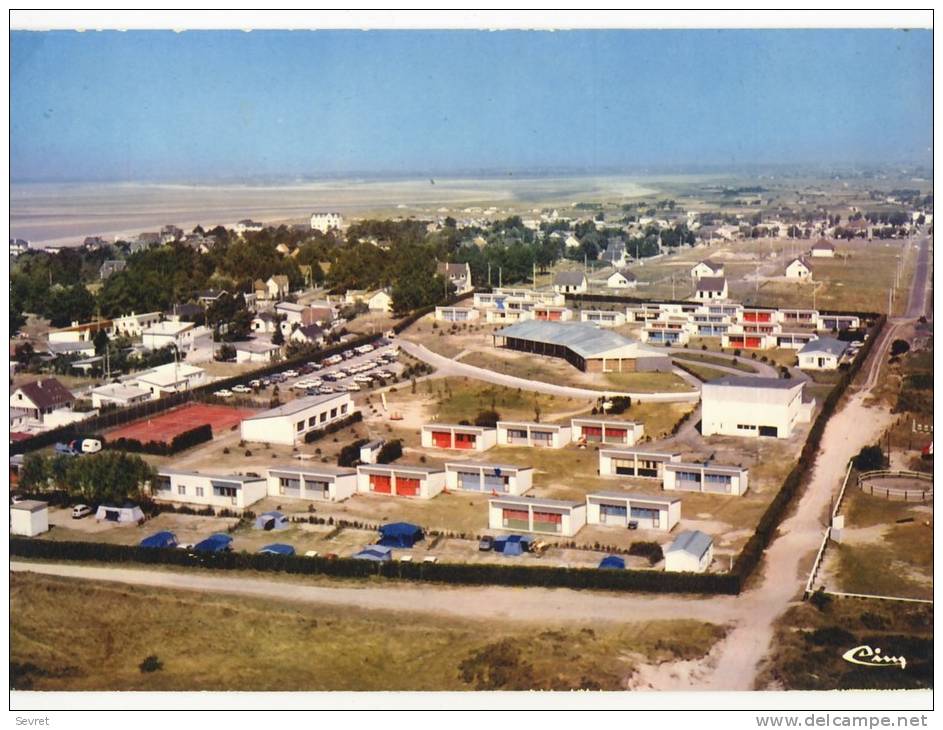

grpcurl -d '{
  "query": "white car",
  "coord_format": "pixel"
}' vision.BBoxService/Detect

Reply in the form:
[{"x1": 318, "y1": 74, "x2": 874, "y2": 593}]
[
  {"x1": 72, "y1": 504, "x2": 93, "y2": 519},
  {"x1": 248, "y1": 379, "x2": 261, "y2": 388},
  {"x1": 283, "y1": 369, "x2": 299, "y2": 378},
  {"x1": 345, "y1": 383, "x2": 361, "y2": 392},
  {"x1": 214, "y1": 389, "x2": 233, "y2": 398},
  {"x1": 232, "y1": 385, "x2": 251, "y2": 394},
  {"x1": 292, "y1": 381, "x2": 310, "y2": 390}
]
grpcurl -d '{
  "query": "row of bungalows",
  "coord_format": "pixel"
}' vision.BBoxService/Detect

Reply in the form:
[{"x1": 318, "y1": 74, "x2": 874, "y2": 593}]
[
  {"x1": 598, "y1": 448, "x2": 749, "y2": 495},
  {"x1": 421, "y1": 418, "x2": 643, "y2": 453},
  {"x1": 579, "y1": 309, "x2": 627, "y2": 327},
  {"x1": 434, "y1": 306, "x2": 480, "y2": 323},
  {"x1": 488, "y1": 489, "x2": 684, "y2": 536}
]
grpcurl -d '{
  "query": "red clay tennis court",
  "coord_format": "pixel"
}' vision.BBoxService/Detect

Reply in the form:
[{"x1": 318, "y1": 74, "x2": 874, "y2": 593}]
[{"x1": 106, "y1": 402, "x2": 258, "y2": 445}]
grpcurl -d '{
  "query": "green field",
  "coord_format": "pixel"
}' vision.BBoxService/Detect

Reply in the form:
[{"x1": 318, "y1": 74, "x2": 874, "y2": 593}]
[
  {"x1": 11, "y1": 572, "x2": 726, "y2": 691},
  {"x1": 671, "y1": 351, "x2": 757, "y2": 373}
]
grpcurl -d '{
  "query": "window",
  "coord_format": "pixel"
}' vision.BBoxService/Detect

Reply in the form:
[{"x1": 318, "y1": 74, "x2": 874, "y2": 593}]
[
  {"x1": 177, "y1": 485, "x2": 186, "y2": 495},
  {"x1": 330, "y1": 407, "x2": 337, "y2": 418},
  {"x1": 195, "y1": 487, "x2": 204, "y2": 497},
  {"x1": 737, "y1": 424, "x2": 757, "y2": 431},
  {"x1": 341, "y1": 403, "x2": 348, "y2": 414},
  {"x1": 296, "y1": 420, "x2": 305, "y2": 432},
  {"x1": 320, "y1": 412, "x2": 327, "y2": 423},
  {"x1": 213, "y1": 485, "x2": 238, "y2": 498},
  {"x1": 156, "y1": 476, "x2": 171, "y2": 491},
  {"x1": 308, "y1": 416, "x2": 317, "y2": 427}
]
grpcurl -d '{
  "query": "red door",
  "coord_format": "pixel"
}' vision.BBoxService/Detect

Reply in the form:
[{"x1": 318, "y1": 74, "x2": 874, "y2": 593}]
[
  {"x1": 605, "y1": 428, "x2": 627, "y2": 443},
  {"x1": 432, "y1": 431, "x2": 452, "y2": 448},
  {"x1": 746, "y1": 336, "x2": 762, "y2": 349},
  {"x1": 370, "y1": 474, "x2": 392, "y2": 494},
  {"x1": 396, "y1": 477, "x2": 420, "y2": 496},
  {"x1": 533, "y1": 511, "x2": 563, "y2": 532},
  {"x1": 582, "y1": 426, "x2": 603, "y2": 441},
  {"x1": 548, "y1": 310, "x2": 562, "y2": 321},
  {"x1": 455, "y1": 433, "x2": 475, "y2": 449}
]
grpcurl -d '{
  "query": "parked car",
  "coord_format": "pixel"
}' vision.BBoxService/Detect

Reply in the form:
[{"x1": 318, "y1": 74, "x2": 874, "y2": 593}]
[
  {"x1": 79, "y1": 438, "x2": 102, "y2": 453},
  {"x1": 283, "y1": 369, "x2": 299, "y2": 378},
  {"x1": 628, "y1": 520, "x2": 639, "y2": 530},
  {"x1": 249, "y1": 379, "x2": 261, "y2": 388},
  {"x1": 72, "y1": 504, "x2": 93, "y2": 519},
  {"x1": 478, "y1": 536, "x2": 494, "y2": 551},
  {"x1": 345, "y1": 383, "x2": 361, "y2": 392},
  {"x1": 232, "y1": 385, "x2": 251, "y2": 394},
  {"x1": 54, "y1": 442, "x2": 81, "y2": 457},
  {"x1": 214, "y1": 389, "x2": 233, "y2": 398}
]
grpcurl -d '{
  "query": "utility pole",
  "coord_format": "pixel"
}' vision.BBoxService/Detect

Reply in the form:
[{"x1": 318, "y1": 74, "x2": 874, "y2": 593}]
[
  {"x1": 499, "y1": 267, "x2": 502, "y2": 288},
  {"x1": 487, "y1": 261, "x2": 491, "y2": 288}
]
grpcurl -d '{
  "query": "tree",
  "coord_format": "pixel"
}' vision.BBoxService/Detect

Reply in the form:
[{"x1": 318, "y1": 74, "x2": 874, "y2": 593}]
[
  {"x1": 272, "y1": 326, "x2": 285, "y2": 346},
  {"x1": 853, "y1": 444, "x2": 886, "y2": 472},
  {"x1": 890, "y1": 339, "x2": 911, "y2": 357},
  {"x1": 93, "y1": 328, "x2": 110, "y2": 356},
  {"x1": 474, "y1": 409, "x2": 501, "y2": 428}
]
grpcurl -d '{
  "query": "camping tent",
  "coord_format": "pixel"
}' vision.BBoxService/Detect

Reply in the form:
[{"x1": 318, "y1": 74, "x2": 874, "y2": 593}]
[
  {"x1": 96, "y1": 503, "x2": 145, "y2": 524},
  {"x1": 258, "y1": 543, "x2": 295, "y2": 556},
  {"x1": 378, "y1": 522, "x2": 424, "y2": 548},
  {"x1": 353, "y1": 545, "x2": 394, "y2": 562},
  {"x1": 139, "y1": 531, "x2": 178, "y2": 549},
  {"x1": 254, "y1": 511, "x2": 289, "y2": 531},
  {"x1": 193, "y1": 534, "x2": 233, "y2": 553},
  {"x1": 598, "y1": 555, "x2": 626, "y2": 570},
  {"x1": 494, "y1": 534, "x2": 533, "y2": 556}
]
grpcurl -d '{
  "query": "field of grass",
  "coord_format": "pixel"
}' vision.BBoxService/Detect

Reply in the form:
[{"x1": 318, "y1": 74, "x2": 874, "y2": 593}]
[
  {"x1": 671, "y1": 351, "x2": 758, "y2": 373},
  {"x1": 602, "y1": 370, "x2": 695, "y2": 393},
  {"x1": 11, "y1": 572, "x2": 726, "y2": 691},
  {"x1": 671, "y1": 361, "x2": 730, "y2": 382},
  {"x1": 758, "y1": 598, "x2": 932, "y2": 690}
]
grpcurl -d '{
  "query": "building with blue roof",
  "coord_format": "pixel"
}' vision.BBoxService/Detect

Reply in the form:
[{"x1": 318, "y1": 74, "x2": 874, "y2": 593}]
[
  {"x1": 664, "y1": 530, "x2": 713, "y2": 573},
  {"x1": 353, "y1": 545, "x2": 393, "y2": 562}
]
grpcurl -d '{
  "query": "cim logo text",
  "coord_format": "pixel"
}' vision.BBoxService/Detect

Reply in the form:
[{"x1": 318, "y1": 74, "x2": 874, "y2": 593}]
[{"x1": 841, "y1": 645, "x2": 907, "y2": 670}]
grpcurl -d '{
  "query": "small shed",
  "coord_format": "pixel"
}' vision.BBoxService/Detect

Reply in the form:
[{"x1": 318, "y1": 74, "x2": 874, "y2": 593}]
[
  {"x1": 359, "y1": 439, "x2": 384, "y2": 465},
  {"x1": 139, "y1": 531, "x2": 178, "y2": 549},
  {"x1": 353, "y1": 545, "x2": 393, "y2": 562},
  {"x1": 11, "y1": 500, "x2": 49, "y2": 537},
  {"x1": 255, "y1": 511, "x2": 289, "y2": 531},
  {"x1": 598, "y1": 555, "x2": 626, "y2": 570},
  {"x1": 193, "y1": 534, "x2": 233, "y2": 553},
  {"x1": 258, "y1": 543, "x2": 295, "y2": 556},
  {"x1": 664, "y1": 530, "x2": 714, "y2": 573},
  {"x1": 95, "y1": 503, "x2": 145, "y2": 524},
  {"x1": 378, "y1": 522, "x2": 424, "y2": 548}
]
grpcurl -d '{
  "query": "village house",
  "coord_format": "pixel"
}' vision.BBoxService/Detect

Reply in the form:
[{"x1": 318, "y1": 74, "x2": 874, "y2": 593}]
[
  {"x1": 90, "y1": 383, "x2": 150, "y2": 409},
  {"x1": 553, "y1": 271, "x2": 588, "y2": 294},
  {"x1": 289, "y1": 323, "x2": 326, "y2": 347},
  {"x1": 310, "y1": 212, "x2": 344, "y2": 233},
  {"x1": 690, "y1": 260, "x2": 725, "y2": 280},
  {"x1": 11, "y1": 378, "x2": 76, "y2": 423},
  {"x1": 809, "y1": 238, "x2": 836, "y2": 258},
  {"x1": 234, "y1": 339, "x2": 281, "y2": 364},
  {"x1": 606, "y1": 269, "x2": 637, "y2": 289},
  {"x1": 785, "y1": 257, "x2": 813, "y2": 280},
  {"x1": 126, "y1": 362, "x2": 206, "y2": 400},
  {"x1": 665, "y1": 530, "x2": 714, "y2": 573},
  {"x1": 693, "y1": 277, "x2": 728, "y2": 302},
  {"x1": 141, "y1": 320, "x2": 199, "y2": 351},
  {"x1": 99, "y1": 260, "x2": 126, "y2": 280},
  {"x1": 798, "y1": 337, "x2": 849, "y2": 371},
  {"x1": 436, "y1": 261, "x2": 474, "y2": 294}
]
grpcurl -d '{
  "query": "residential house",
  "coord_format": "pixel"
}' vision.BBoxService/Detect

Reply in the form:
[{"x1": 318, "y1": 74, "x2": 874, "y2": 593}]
[
  {"x1": 553, "y1": 271, "x2": 588, "y2": 294},
  {"x1": 141, "y1": 320, "x2": 198, "y2": 351},
  {"x1": 310, "y1": 212, "x2": 344, "y2": 233},
  {"x1": 11, "y1": 378, "x2": 76, "y2": 422},
  {"x1": 10, "y1": 238, "x2": 30, "y2": 256},
  {"x1": 251, "y1": 312, "x2": 279, "y2": 335},
  {"x1": 266, "y1": 275, "x2": 290, "y2": 300},
  {"x1": 197, "y1": 289, "x2": 228, "y2": 306},
  {"x1": 289, "y1": 324, "x2": 325, "y2": 347},
  {"x1": 153, "y1": 469, "x2": 267, "y2": 510},
  {"x1": 693, "y1": 277, "x2": 728, "y2": 302},
  {"x1": 606, "y1": 269, "x2": 637, "y2": 289},
  {"x1": 690, "y1": 260, "x2": 725, "y2": 280},
  {"x1": 99, "y1": 260, "x2": 126, "y2": 280},
  {"x1": 90, "y1": 383, "x2": 150, "y2": 409},
  {"x1": 234, "y1": 339, "x2": 281, "y2": 364},
  {"x1": 809, "y1": 238, "x2": 836, "y2": 258},
  {"x1": 785, "y1": 257, "x2": 813, "y2": 280},
  {"x1": 368, "y1": 289, "x2": 393, "y2": 313},
  {"x1": 665, "y1": 530, "x2": 714, "y2": 573},
  {"x1": 127, "y1": 362, "x2": 206, "y2": 400},
  {"x1": 437, "y1": 261, "x2": 473, "y2": 294},
  {"x1": 798, "y1": 337, "x2": 849, "y2": 371},
  {"x1": 599, "y1": 240, "x2": 629, "y2": 268},
  {"x1": 235, "y1": 219, "x2": 264, "y2": 233}
]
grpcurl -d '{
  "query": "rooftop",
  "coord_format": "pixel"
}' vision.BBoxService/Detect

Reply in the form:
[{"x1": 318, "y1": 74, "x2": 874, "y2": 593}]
[
  {"x1": 799, "y1": 336, "x2": 849, "y2": 357},
  {"x1": 588, "y1": 491, "x2": 682, "y2": 504},
  {"x1": 142, "y1": 320, "x2": 195, "y2": 336},
  {"x1": 242, "y1": 392, "x2": 349, "y2": 421},
  {"x1": 157, "y1": 469, "x2": 265, "y2": 484},
  {"x1": 705, "y1": 376, "x2": 802, "y2": 390},
  {"x1": 554, "y1": 271, "x2": 587, "y2": 286},
  {"x1": 494, "y1": 320, "x2": 640, "y2": 358},
  {"x1": 666, "y1": 530, "x2": 713, "y2": 558},
  {"x1": 488, "y1": 495, "x2": 584, "y2": 509},
  {"x1": 696, "y1": 276, "x2": 727, "y2": 292},
  {"x1": 15, "y1": 378, "x2": 75, "y2": 410}
]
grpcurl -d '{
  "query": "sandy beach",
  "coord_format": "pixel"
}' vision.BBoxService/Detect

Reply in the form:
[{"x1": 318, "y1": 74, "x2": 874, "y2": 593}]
[{"x1": 10, "y1": 176, "x2": 659, "y2": 248}]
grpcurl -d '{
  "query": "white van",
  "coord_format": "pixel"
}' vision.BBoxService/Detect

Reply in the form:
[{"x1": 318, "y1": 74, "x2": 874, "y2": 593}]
[{"x1": 80, "y1": 439, "x2": 102, "y2": 454}]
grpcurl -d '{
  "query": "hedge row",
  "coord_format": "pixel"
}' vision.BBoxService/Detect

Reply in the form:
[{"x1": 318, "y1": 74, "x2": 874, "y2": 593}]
[
  {"x1": 302, "y1": 412, "x2": 364, "y2": 443},
  {"x1": 102, "y1": 423, "x2": 214, "y2": 456},
  {"x1": 9, "y1": 537, "x2": 739, "y2": 595},
  {"x1": 731, "y1": 314, "x2": 887, "y2": 582}
]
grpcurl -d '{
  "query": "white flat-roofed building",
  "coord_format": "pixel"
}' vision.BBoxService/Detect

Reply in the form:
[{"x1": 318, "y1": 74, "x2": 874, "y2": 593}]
[
  {"x1": 127, "y1": 362, "x2": 206, "y2": 400},
  {"x1": 310, "y1": 212, "x2": 344, "y2": 233},
  {"x1": 444, "y1": 461, "x2": 533, "y2": 495},
  {"x1": 598, "y1": 448, "x2": 682, "y2": 479},
  {"x1": 240, "y1": 392, "x2": 354, "y2": 445},
  {"x1": 778, "y1": 308, "x2": 818, "y2": 327},
  {"x1": 816, "y1": 313, "x2": 861, "y2": 332},
  {"x1": 798, "y1": 337, "x2": 849, "y2": 371},
  {"x1": 11, "y1": 500, "x2": 49, "y2": 536},
  {"x1": 485, "y1": 307, "x2": 534, "y2": 324},
  {"x1": 266, "y1": 464, "x2": 358, "y2": 502},
  {"x1": 585, "y1": 491, "x2": 681, "y2": 531},
  {"x1": 421, "y1": 424, "x2": 497, "y2": 451},
  {"x1": 701, "y1": 376, "x2": 812, "y2": 439},
  {"x1": 663, "y1": 461, "x2": 749, "y2": 496},
  {"x1": 111, "y1": 311, "x2": 162, "y2": 337},
  {"x1": 435, "y1": 306, "x2": 480, "y2": 323},
  {"x1": 571, "y1": 418, "x2": 643, "y2": 447},
  {"x1": 141, "y1": 320, "x2": 199, "y2": 351},
  {"x1": 579, "y1": 309, "x2": 627, "y2": 327},
  {"x1": 532, "y1": 305, "x2": 573, "y2": 322},
  {"x1": 153, "y1": 469, "x2": 268, "y2": 509},
  {"x1": 488, "y1": 495, "x2": 586, "y2": 537},
  {"x1": 721, "y1": 322, "x2": 781, "y2": 350},
  {"x1": 665, "y1": 530, "x2": 714, "y2": 573},
  {"x1": 641, "y1": 319, "x2": 691, "y2": 345},
  {"x1": 356, "y1": 464, "x2": 445, "y2": 499},
  {"x1": 496, "y1": 420, "x2": 571, "y2": 449},
  {"x1": 90, "y1": 383, "x2": 150, "y2": 409}
]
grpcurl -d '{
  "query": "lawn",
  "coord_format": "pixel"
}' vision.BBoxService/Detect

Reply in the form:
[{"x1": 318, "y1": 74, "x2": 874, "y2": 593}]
[
  {"x1": 11, "y1": 572, "x2": 726, "y2": 691},
  {"x1": 671, "y1": 351, "x2": 758, "y2": 373},
  {"x1": 602, "y1": 371, "x2": 695, "y2": 393},
  {"x1": 671, "y1": 361, "x2": 730, "y2": 382}
]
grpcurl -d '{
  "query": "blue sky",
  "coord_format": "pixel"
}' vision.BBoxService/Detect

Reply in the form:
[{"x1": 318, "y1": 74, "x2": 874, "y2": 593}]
[{"x1": 10, "y1": 29, "x2": 932, "y2": 182}]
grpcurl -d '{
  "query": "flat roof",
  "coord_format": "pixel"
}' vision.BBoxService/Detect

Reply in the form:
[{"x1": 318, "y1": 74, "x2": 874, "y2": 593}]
[
  {"x1": 497, "y1": 420, "x2": 567, "y2": 430},
  {"x1": 705, "y1": 376, "x2": 802, "y2": 390},
  {"x1": 599, "y1": 447, "x2": 681, "y2": 458},
  {"x1": 357, "y1": 463, "x2": 444, "y2": 475},
  {"x1": 142, "y1": 320, "x2": 195, "y2": 336},
  {"x1": 588, "y1": 491, "x2": 681, "y2": 504},
  {"x1": 91, "y1": 383, "x2": 149, "y2": 400},
  {"x1": 494, "y1": 320, "x2": 640, "y2": 358},
  {"x1": 488, "y1": 495, "x2": 584, "y2": 509},
  {"x1": 665, "y1": 462, "x2": 747, "y2": 475},
  {"x1": 572, "y1": 417, "x2": 641, "y2": 427},
  {"x1": 444, "y1": 461, "x2": 533, "y2": 473},
  {"x1": 242, "y1": 392, "x2": 348, "y2": 421},
  {"x1": 11, "y1": 500, "x2": 48, "y2": 512},
  {"x1": 268, "y1": 464, "x2": 357, "y2": 478},
  {"x1": 422, "y1": 423, "x2": 494, "y2": 432},
  {"x1": 157, "y1": 469, "x2": 265, "y2": 484}
]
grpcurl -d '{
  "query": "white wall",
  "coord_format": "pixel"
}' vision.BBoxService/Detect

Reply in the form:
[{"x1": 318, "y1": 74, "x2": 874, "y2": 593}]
[
  {"x1": 665, "y1": 544, "x2": 713, "y2": 573},
  {"x1": 153, "y1": 473, "x2": 267, "y2": 509},
  {"x1": 241, "y1": 394, "x2": 353, "y2": 446},
  {"x1": 11, "y1": 507, "x2": 49, "y2": 536}
]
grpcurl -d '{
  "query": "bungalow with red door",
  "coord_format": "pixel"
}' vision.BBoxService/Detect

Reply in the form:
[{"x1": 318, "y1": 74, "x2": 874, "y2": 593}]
[
  {"x1": 496, "y1": 420, "x2": 571, "y2": 449},
  {"x1": 420, "y1": 423, "x2": 497, "y2": 452},
  {"x1": 356, "y1": 464, "x2": 445, "y2": 499},
  {"x1": 598, "y1": 448, "x2": 682, "y2": 479},
  {"x1": 488, "y1": 495, "x2": 586, "y2": 536},
  {"x1": 532, "y1": 305, "x2": 573, "y2": 322},
  {"x1": 571, "y1": 418, "x2": 644, "y2": 447}
]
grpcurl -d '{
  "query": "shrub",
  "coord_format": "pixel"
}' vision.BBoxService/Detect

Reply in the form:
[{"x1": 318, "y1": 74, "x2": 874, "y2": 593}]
[
  {"x1": 139, "y1": 655, "x2": 163, "y2": 673},
  {"x1": 474, "y1": 409, "x2": 501, "y2": 428},
  {"x1": 890, "y1": 339, "x2": 910, "y2": 357},
  {"x1": 853, "y1": 444, "x2": 886, "y2": 471},
  {"x1": 377, "y1": 440, "x2": 403, "y2": 464},
  {"x1": 628, "y1": 541, "x2": 663, "y2": 566},
  {"x1": 338, "y1": 438, "x2": 369, "y2": 467}
]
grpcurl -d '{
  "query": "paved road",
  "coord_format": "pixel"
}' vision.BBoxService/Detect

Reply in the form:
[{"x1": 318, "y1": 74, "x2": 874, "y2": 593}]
[{"x1": 399, "y1": 340, "x2": 701, "y2": 403}]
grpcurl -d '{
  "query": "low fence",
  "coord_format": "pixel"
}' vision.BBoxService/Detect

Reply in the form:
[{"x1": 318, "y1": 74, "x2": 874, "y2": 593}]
[
  {"x1": 819, "y1": 590, "x2": 933, "y2": 605},
  {"x1": 857, "y1": 469, "x2": 933, "y2": 501},
  {"x1": 804, "y1": 460, "x2": 853, "y2": 598},
  {"x1": 9, "y1": 537, "x2": 740, "y2": 596}
]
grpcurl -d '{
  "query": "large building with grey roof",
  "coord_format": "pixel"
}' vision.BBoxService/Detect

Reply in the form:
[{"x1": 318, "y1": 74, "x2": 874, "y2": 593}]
[
  {"x1": 240, "y1": 392, "x2": 354, "y2": 445},
  {"x1": 491, "y1": 320, "x2": 667, "y2": 373}
]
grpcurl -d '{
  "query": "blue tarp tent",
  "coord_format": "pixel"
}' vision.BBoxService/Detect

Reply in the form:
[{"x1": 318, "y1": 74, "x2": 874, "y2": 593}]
[
  {"x1": 139, "y1": 531, "x2": 178, "y2": 549},
  {"x1": 598, "y1": 555, "x2": 626, "y2": 570},
  {"x1": 353, "y1": 545, "x2": 394, "y2": 562},
  {"x1": 378, "y1": 522, "x2": 424, "y2": 548},
  {"x1": 494, "y1": 534, "x2": 533, "y2": 556},
  {"x1": 193, "y1": 534, "x2": 233, "y2": 553},
  {"x1": 258, "y1": 543, "x2": 295, "y2": 556},
  {"x1": 254, "y1": 511, "x2": 289, "y2": 531}
]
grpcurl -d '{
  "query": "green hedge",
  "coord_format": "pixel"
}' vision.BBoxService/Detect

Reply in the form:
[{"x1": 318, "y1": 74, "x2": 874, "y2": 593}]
[
  {"x1": 102, "y1": 423, "x2": 213, "y2": 456},
  {"x1": 9, "y1": 537, "x2": 739, "y2": 595},
  {"x1": 302, "y1": 412, "x2": 364, "y2": 443}
]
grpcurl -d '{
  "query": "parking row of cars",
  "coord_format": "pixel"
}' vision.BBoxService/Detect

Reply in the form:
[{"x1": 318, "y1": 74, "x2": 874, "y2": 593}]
[{"x1": 213, "y1": 342, "x2": 399, "y2": 399}]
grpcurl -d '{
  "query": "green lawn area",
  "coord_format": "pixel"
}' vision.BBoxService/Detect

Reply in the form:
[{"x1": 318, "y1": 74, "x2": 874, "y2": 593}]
[
  {"x1": 671, "y1": 360, "x2": 730, "y2": 382},
  {"x1": 602, "y1": 371, "x2": 695, "y2": 393},
  {"x1": 671, "y1": 351, "x2": 758, "y2": 373},
  {"x1": 11, "y1": 572, "x2": 726, "y2": 691}
]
